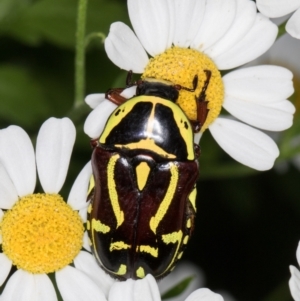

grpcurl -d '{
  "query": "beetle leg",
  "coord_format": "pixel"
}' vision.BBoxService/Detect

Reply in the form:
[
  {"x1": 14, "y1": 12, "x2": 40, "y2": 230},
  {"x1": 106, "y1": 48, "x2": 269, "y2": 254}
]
[
  {"x1": 90, "y1": 138, "x2": 98, "y2": 148},
  {"x1": 105, "y1": 70, "x2": 137, "y2": 106},
  {"x1": 194, "y1": 143, "x2": 201, "y2": 159},
  {"x1": 126, "y1": 70, "x2": 134, "y2": 86},
  {"x1": 190, "y1": 70, "x2": 211, "y2": 133},
  {"x1": 105, "y1": 88, "x2": 129, "y2": 106}
]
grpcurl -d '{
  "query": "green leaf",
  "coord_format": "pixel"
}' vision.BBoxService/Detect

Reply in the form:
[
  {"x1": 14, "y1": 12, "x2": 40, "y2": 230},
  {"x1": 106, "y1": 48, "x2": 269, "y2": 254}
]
[
  {"x1": 0, "y1": 0, "x2": 31, "y2": 33},
  {"x1": 0, "y1": 65, "x2": 51, "y2": 128},
  {"x1": 6, "y1": 0, "x2": 129, "y2": 48},
  {"x1": 161, "y1": 276, "x2": 194, "y2": 300}
]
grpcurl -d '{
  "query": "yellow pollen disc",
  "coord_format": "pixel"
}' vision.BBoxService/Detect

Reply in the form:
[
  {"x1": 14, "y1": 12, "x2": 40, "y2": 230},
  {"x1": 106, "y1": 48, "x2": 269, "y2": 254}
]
[
  {"x1": 142, "y1": 47, "x2": 224, "y2": 132},
  {"x1": 0, "y1": 193, "x2": 84, "y2": 274}
]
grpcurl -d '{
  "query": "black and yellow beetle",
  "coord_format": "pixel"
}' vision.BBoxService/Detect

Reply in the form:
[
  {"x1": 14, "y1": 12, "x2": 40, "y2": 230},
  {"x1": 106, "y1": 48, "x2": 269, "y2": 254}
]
[{"x1": 87, "y1": 71, "x2": 211, "y2": 280}]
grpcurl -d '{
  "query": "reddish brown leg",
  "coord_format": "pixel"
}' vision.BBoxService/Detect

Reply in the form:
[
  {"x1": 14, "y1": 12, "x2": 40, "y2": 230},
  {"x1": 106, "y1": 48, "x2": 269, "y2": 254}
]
[
  {"x1": 105, "y1": 71, "x2": 136, "y2": 106},
  {"x1": 105, "y1": 88, "x2": 129, "y2": 106},
  {"x1": 190, "y1": 70, "x2": 211, "y2": 133}
]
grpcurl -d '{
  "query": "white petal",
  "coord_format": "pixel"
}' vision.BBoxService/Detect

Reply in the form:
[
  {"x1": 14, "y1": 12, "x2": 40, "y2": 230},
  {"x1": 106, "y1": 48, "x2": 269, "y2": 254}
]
[
  {"x1": 223, "y1": 65, "x2": 294, "y2": 103},
  {"x1": 296, "y1": 241, "x2": 300, "y2": 266},
  {"x1": 32, "y1": 274, "x2": 58, "y2": 301},
  {"x1": 0, "y1": 254, "x2": 12, "y2": 286},
  {"x1": 158, "y1": 261, "x2": 204, "y2": 301},
  {"x1": 185, "y1": 288, "x2": 224, "y2": 301},
  {"x1": 205, "y1": 0, "x2": 256, "y2": 58},
  {"x1": 173, "y1": 0, "x2": 205, "y2": 48},
  {"x1": 214, "y1": 14, "x2": 278, "y2": 70},
  {"x1": 165, "y1": 0, "x2": 176, "y2": 48},
  {"x1": 121, "y1": 86, "x2": 137, "y2": 99},
  {"x1": 209, "y1": 118, "x2": 279, "y2": 171},
  {"x1": 191, "y1": 0, "x2": 236, "y2": 52},
  {"x1": 56, "y1": 265, "x2": 106, "y2": 301},
  {"x1": 74, "y1": 251, "x2": 115, "y2": 297},
  {"x1": 1, "y1": 270, "x2": 35, "y2": 300},
  {"x1": 36, "y1": 118, "x2": 75, "y2": 194},
  {"x1": 68, "y1": 161, "x2": 92, "y2": 210},
  {"x1": 289, "y1": 265, "x2": 300, "y2": 301},
  {"x1": 256, "y1": 0, "x2": 300, "y2": 18},
  {"x1": 223, "y1": 96, "x2": 295, "y2": 131},
  {"x1": 194, "y1": 132, "x2": 203, "y2": 144},
  {"x1": 134, "y1": 274, "x2": 161, "y2": 301},
  {"x1": 79, "y1": 205, "x2": 88, "y2": 223},
  {"x1": 84, "y1": 99, "x2": 118, "y2": 139},
  {"x1": 1, "y1": 270, "x2": 57, "y2": 301},
  {"x1": 0, "y1": 126, "x2": 36, "y2": 197},
  {"x1": 86, "y1": 94, "x2": 106, "y2": 109},
  {"x1": 105, "y1": 22, "x2": 149, "y2": 73},
  {"x1": 128, "y1": 0, "x2": 173, "y2": 56},
  {"x1": 82, "y1": 230, "x2": 92, "y2": 252},
  {"x1": 109, "y1": 278, "x2": 134, "y2": 301},
  {"x1": 0, "y1": 163, "x2": 18, "y2": 209},
  {"x1": 109, "y1": 275, "x2": 161, "y2": 301},
  {"x1": 286, "y1": 8, "x2": 300, "y2": 39}
]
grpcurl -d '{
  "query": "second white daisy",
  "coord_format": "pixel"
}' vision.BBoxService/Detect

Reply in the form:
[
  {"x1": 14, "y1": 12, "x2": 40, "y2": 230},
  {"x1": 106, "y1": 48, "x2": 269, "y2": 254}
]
[{"x1": 85, "y1": 0, "x2": 295, "y2": 171}]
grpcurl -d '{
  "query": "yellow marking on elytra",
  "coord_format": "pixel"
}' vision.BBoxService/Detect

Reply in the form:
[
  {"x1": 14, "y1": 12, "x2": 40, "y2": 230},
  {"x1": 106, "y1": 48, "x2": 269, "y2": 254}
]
[
  {"x1": 107, "y1": 154, "x2": 124, "y2": 228},
  {"x1": 177, "y1": 252, "x2": 183, "y2": 259},
  {"x1": 189, "y1": 187, "x2": 197, "y2": 212},
  {"x1": 150, "y1": 163, "x2": 179, "y2": 234},
  {"x1": 186, "y1": 218, "x2": 191, "y2": 228},
  {"x1": 86, "y1": 220, "x2": 90, "y2": 230},
  {"x1": 136, "y1": 266, "x2": 146, "y2": 278},
  {"x1": 116, "y1": 139, "x2": 176, "y2": 159},
  {"x1": 99, "y1": 96, "x2": 195, "y2": 160},
  {"x1": 139, "y1": 245, "x2": 158, "y2": 258},
  {"x1": 110, "y1": 241, "x2": 131, "y2": 252},
  {"x1": 92, "y1": 218, "x2": 110, "y2": 234},
  {"x1": 183, "y1": 235, "x2": 189, "y2": 245},
  {"x1": 87, "y1": 176, "x2": 95, "y2": 195},
  {"x1": 136, "y1": 162, "x2": 151, "y2": 190},
  {"x1": 162, "y1": 230, "x2": 183, "y2": 244},
  {"x1": 160, "y1": 230, "x2": 183, "y2": 277},
  {"x1": 116, "y1": 264, "x2": 127, "y2": 275},
  {"x1": 87, "y1": 204, "x2": 92, "y2": 214}
]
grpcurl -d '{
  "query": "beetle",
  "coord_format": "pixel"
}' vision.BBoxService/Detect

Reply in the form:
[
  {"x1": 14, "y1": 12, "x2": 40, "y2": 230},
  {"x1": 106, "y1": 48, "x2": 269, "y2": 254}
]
[{"x1": 87, "y1": 70, "x2": 211, "y2": 280}]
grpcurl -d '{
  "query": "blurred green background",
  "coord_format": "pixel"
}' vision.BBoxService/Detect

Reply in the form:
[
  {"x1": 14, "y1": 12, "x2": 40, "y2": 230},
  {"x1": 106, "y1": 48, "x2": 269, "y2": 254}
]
[{"x1": 0, "y1": 0, "x2": 300, "y2": 300}]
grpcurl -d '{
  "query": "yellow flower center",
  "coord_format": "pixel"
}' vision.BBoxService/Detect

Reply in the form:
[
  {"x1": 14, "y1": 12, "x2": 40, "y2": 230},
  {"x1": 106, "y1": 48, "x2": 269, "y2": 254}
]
[
  {"x1": 142, "y1": 47, "x2": 224, "y2": 132},
  {"x1": 0, "y1": 193, "x2": 84, "y2": 274}
]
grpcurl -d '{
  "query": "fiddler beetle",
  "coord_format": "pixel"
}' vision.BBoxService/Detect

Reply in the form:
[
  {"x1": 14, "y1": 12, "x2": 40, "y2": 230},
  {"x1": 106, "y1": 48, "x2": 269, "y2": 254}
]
[{"x1": 87, "y1": 70, "x2": 211, "y2": 280}]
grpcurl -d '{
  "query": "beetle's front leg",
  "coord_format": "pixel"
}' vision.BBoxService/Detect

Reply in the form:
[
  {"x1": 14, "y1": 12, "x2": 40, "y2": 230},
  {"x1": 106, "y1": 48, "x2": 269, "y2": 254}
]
[
  {"x1": 190, "y1": 70, "x2": 211, "y2": 133},
  {"x1": 105, "y1": 88, "x2": 128, "y2": 106}
]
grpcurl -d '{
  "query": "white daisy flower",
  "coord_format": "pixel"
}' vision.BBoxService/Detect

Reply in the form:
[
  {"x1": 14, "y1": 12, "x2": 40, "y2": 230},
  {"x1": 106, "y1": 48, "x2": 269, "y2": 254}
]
[
  {"x1": 289, "y1": 241, "x2": 300, "y2": 301},
  {"x1": 84, "y1": 0, "x2": 295, "y2": 171},
  {"x1": 256, "y1": 0, "x2": 300, "y2": 39},
  {"x1": 108, "y1": 273, "x2": 223, "y2": 301},
  {"x1": 0, "y1": 117, "x2": 114, "y2": 301}
]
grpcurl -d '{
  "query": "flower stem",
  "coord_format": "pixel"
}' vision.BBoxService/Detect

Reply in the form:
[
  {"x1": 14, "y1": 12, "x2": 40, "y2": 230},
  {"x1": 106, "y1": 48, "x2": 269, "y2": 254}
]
[
  {"x1": 85, "y1": 32, "x2": 106, "y2": 48},
  {"x1": 75, "y1": 0, "x2": 88, "y2": 106}
]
